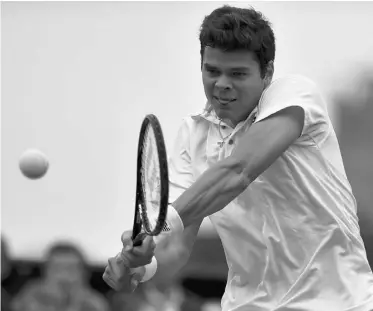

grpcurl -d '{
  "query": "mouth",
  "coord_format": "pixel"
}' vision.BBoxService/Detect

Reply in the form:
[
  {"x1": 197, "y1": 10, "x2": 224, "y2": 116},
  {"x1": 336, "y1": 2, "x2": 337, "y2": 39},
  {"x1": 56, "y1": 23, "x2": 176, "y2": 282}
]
[{"x1": 213, "y1": 96, "x2": 236, "y2": 105}]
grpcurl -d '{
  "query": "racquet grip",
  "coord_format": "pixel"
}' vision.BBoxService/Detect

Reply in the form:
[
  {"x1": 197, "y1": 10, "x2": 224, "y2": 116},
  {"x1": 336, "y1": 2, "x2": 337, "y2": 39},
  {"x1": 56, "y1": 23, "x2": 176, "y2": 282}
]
[
  {"x1": 132, "y1": 206, "x2": 183, "y2": 247},
  {"x1": 133, "y1": 232, "x2": 147, "y2": 247}
]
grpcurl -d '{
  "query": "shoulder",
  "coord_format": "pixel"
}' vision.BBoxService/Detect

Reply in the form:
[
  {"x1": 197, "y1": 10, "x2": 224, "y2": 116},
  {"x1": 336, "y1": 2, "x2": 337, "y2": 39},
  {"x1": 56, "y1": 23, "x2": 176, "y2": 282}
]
[
  {"x1": 256, "y1": 74, "x2": 322, "y2": 117},
  {"x1": 14, "y1": 279, "x2": 44, "y2": 296},
  {"x1": 256, "y1": 75, "x2": 330, "y2": 141},
  {"x1": 267, "y1": 74, "x2": 318, "y2": 91},
  {"x1": 82, "y1": 288, "x2": 110, "y2": 310},
  {"x1": 258, "y1": 74, "x2": 328, "y2": 113},
  {"x1": 260, "y1": 74, "x2": 322, "y2": 105},
  {"x1": 11, "y1": 280, "x2": 44, "y2": 310}
]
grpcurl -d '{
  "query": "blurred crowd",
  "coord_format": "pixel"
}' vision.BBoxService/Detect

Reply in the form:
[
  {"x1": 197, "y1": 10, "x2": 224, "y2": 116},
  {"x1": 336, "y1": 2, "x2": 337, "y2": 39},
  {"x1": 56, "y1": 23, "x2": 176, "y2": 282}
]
[{"x1": 1, "y1": 235, "x2": 220, "y2": 311}]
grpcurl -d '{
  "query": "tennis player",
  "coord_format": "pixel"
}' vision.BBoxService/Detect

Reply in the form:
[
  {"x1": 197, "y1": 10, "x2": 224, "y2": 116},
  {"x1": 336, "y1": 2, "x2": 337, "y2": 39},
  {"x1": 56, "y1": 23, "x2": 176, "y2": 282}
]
[{"x1": 104, "y1": 5, "x2": 373, "y2": 310}]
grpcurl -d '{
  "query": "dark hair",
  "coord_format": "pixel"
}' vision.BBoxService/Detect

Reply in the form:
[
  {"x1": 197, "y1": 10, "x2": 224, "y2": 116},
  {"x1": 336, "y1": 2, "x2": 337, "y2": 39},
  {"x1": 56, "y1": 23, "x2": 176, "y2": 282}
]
[
  {"x1": 45, "y1": 241, "x2": 86, "y2": 267},
  {"x1": 199, "y1": 5, "x2": 275, "y2": 77}
]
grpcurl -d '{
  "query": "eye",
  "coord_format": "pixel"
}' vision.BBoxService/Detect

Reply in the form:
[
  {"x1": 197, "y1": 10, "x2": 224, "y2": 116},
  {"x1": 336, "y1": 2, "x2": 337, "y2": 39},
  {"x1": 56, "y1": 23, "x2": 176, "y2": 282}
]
[
  {"x1": 206, "y1": 68, "x2": 219, "y2": 75},
  {"x1": 232, "y1": 72, "x2": 247, "y2": 77}
]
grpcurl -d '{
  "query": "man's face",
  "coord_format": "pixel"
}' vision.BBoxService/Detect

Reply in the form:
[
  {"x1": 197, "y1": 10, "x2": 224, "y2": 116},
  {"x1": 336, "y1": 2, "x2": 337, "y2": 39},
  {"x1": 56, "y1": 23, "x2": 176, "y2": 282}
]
[
  {"x1": 202, "y1": 46, "x2": 271, "y2": 127},
  {"x1": 45, "y1": 252, "x2": 85, "y2": 288}
]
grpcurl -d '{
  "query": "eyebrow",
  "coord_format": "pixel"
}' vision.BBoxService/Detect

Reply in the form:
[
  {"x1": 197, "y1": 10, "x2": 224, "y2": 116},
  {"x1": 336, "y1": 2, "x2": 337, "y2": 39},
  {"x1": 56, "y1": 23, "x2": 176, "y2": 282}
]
[
  {"x1": 231, "y1": 67, "x2": 250, "y2": 71},
  {"x1": 204, "y1": 63, "x2": 250, "y2": 71},
  {"x1": 203, "y1": 63, "x2": 217, "y2": 69}
]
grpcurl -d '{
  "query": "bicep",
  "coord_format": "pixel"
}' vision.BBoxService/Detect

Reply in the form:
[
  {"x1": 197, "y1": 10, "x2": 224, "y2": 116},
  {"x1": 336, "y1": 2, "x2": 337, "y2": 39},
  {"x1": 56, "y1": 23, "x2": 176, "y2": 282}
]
[{"x1": 231, "y1": 105, "x2": 304, "y2": 182}]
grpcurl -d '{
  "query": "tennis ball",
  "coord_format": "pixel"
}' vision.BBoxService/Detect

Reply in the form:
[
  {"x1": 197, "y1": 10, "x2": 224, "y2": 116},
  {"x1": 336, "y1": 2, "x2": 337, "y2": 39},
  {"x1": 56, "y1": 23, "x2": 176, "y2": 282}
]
[{"x1": 19, "y1": 149, "x2": 49, "y2": 179}]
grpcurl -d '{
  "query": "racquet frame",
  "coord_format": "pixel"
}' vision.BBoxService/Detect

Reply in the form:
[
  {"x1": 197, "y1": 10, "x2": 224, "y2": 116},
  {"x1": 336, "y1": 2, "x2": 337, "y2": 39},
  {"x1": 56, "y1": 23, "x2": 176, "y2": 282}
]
[{"x1": 132, "y1": 114, "x2": 169, "y2": 246}]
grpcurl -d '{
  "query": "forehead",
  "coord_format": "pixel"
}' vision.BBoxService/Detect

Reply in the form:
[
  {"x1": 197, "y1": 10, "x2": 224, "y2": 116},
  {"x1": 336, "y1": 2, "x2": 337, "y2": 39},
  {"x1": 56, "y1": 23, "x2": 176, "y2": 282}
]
[
  {"x1": 48, "y1": 252, "x2": 82, "y2": 266},
  {"x1": 203, "y1": 46, "x2": 259, "y2": 70}
]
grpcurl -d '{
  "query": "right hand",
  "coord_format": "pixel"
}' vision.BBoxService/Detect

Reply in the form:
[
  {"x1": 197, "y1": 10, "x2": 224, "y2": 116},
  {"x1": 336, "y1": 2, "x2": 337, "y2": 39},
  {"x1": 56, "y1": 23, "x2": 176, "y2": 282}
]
[
  {"x1": 102, "y1": 230, "x2": 156, "y2": 292},
  {"x1": 120, "y1": 231, "x2": 156, "y2": 268}
]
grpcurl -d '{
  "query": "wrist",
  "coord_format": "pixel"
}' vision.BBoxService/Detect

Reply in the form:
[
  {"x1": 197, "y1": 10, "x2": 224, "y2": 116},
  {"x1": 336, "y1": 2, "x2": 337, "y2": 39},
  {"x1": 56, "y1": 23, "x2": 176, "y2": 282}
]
[
  {"x1": 140, "y1": 256, "x2": 158, "y2": 283},
  {"x1": 131, "y1": 265, "x2": 146, "y2": 279},
  {"x1": 166, "y1": 204, "x2": 184, "y2": 234}
]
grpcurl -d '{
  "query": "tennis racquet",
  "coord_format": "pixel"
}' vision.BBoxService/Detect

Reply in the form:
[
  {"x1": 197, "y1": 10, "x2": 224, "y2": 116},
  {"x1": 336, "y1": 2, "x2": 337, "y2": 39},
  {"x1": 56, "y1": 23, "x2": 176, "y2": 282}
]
[{"x1": 131, "y1": 114, "x2": 170, "y2": 247}]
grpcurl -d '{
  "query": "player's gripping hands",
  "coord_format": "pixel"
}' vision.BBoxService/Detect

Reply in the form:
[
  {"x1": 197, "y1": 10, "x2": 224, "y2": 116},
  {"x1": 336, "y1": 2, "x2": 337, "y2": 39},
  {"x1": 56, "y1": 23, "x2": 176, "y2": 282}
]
[{"x1": 103, "y1": 231, "x2": 156, "y2": 293}]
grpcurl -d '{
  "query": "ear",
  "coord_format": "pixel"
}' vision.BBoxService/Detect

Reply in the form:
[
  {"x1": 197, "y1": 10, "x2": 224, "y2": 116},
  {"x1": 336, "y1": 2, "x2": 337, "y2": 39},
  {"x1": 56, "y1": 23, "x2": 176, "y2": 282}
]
[{"x1": 263, "y1": 61, "x2": 274, "y2": 88}]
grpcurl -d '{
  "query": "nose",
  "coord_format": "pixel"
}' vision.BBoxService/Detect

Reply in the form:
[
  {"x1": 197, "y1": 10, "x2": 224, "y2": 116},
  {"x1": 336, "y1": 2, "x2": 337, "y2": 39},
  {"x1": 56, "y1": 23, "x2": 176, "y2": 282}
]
[{"x1": 215, "y1": 75, "x2": 232, "y2": 90}]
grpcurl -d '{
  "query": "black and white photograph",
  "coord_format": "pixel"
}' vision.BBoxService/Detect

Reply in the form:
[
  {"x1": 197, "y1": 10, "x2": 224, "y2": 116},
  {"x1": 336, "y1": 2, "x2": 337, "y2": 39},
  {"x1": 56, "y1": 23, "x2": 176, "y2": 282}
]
[{"x1": 2, "y1": 1, "x2": 373, "y2": 310}]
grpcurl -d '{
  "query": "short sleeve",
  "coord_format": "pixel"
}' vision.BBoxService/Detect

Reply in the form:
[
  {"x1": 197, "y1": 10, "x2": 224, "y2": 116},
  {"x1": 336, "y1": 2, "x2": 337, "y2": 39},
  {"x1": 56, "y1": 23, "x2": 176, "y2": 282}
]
[
  {"x1": 168, "y1": 118, "x2": 195, "y2": 204},
  {"x1": 254, "y1": 75, "x2": 330, "y2": 145}
]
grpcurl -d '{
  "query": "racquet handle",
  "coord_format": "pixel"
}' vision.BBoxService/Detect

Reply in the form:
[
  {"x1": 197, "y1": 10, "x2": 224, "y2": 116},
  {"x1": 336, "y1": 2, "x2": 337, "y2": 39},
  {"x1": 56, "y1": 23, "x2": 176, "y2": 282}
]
[{"x1": 133, "y1": 232, "x2": 147, "y2": 247}]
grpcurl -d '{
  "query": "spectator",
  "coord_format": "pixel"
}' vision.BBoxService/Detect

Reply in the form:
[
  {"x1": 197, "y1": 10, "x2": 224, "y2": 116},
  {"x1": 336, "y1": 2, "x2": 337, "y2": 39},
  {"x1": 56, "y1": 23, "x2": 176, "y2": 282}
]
[
  {"x1": 12, "y1": 241, "x2": 109, "y2": 311},
  {"x1": 2, "y1": 235, "x2": 13, "y2": 311},
  {"x1": 109, "y1": 232, "x2": 202, "y2": 311}
]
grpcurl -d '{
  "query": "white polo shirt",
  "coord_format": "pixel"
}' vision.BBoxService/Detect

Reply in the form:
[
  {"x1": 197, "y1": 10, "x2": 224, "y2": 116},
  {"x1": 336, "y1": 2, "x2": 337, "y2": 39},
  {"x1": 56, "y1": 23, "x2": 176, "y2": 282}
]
[{"x1": 168, "y1": 75, "x2": 373, "y2": 311}]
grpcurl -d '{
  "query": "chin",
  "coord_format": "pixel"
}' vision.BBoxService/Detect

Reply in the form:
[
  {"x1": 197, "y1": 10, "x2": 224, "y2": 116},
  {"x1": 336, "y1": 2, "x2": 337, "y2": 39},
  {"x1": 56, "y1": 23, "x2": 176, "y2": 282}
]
[{"x1": 215, "y1": 108, "x2": 231, "y2": 119}]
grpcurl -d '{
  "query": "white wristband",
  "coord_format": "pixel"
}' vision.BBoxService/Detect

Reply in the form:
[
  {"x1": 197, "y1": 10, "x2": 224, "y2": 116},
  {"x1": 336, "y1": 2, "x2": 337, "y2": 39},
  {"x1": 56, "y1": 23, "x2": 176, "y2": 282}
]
[
  {"x1": 166, "y1": 204, "x2": 184, "y2": 234},
  {"x1": 139, "y1": 206, "x2": 182, "y2": 283},
  {"x1": 140, "y1": 256, "x2": 158, "y2": 283}
]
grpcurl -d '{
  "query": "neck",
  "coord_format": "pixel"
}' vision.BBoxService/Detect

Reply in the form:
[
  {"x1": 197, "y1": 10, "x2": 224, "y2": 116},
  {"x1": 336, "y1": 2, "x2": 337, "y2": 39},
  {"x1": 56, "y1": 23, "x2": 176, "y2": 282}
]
[
  {"x1": 219, "y1": 109, "x2": 258, "y2": 129},
  {"x1": 206, "y1": 104, "x2": 257, "y2": 129},
  {"x1": 221, "y1": 118, "x2": 236, "y2": 128}
]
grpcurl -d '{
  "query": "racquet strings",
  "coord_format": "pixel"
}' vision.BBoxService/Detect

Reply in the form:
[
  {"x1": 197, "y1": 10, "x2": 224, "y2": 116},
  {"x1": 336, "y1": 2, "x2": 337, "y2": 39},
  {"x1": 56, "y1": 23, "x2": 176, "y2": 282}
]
[{"x1": 141, "y1": 125, "x2": 162, "y2": 231}]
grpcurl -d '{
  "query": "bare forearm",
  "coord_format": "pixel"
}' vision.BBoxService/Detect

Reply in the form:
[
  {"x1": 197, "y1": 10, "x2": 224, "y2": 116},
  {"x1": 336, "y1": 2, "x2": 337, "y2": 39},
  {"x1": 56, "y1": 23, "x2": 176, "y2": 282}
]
[
  {"x1": 153, "y1": 243, "x2": 190, "y2": 281},
  {"x1": 152, "y1": 220, "x2": 201, "y2": 281},
  {"x1": 172, "y1": 157, "x2": 248, "y2": 228}
]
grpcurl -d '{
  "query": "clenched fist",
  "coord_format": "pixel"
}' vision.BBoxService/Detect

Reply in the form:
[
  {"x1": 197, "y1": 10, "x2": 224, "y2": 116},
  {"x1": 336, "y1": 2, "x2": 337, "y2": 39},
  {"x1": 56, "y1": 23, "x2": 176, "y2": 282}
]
[{"x1": 103, "y1": 231, "x2": 156, "y2": 292}]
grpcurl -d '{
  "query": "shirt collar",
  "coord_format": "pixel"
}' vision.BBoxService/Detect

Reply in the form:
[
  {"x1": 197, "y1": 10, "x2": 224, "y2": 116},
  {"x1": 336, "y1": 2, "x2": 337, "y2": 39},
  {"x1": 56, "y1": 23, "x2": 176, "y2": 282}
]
[{"x1": 191, "y1": 101, "x2": 258, "y2": 129}]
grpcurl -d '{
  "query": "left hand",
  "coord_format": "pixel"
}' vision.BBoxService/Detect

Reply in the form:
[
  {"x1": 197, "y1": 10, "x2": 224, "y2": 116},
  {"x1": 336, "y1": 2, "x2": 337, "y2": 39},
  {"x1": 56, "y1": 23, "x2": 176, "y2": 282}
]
[{"x1": 103, "y1": 252, "x2": 145, "y2": 292}]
